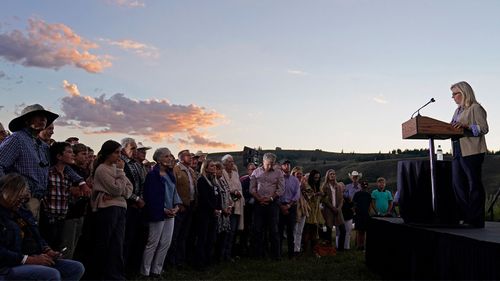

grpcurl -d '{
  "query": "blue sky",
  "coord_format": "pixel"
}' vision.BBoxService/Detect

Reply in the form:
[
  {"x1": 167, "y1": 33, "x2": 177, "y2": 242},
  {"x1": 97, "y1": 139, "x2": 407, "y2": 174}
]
[{"x1": 1, "y1": 0, "x2": 498, "y2": 157}]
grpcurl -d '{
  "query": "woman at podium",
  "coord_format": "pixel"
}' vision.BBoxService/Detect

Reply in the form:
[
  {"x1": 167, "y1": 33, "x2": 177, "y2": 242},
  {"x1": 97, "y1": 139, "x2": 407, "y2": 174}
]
[{"x1": 450, "y1": 81, "x2": 488, "y2": 228}]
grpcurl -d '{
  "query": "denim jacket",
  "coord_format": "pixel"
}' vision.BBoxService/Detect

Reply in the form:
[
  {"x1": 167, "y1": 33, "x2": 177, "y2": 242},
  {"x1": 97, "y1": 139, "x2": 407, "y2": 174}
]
[{"x1": 0, "y1": 205, "x2": 48, "y2": 274}]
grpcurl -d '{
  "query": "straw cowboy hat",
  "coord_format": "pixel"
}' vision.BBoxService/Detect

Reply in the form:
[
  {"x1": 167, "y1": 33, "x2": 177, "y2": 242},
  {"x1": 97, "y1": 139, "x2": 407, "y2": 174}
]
[
  {"x1": 8, "y1": 104, "x2": 59, "y2": 132},
  {"x1": 137, "y1": 142, "x2": 152, "y2": 150},
  {"x1": 348, "y1": 170, "x2": 363, "y2": 179},
  {"x1": 194, "y1": 150, "x2": 208, "y2": 157}
]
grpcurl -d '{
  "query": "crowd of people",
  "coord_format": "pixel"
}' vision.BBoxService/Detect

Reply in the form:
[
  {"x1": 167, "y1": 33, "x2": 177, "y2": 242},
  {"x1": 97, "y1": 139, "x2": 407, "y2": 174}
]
[
  {"x1": 2, "y1": 79, "x2": 487, "y2": 281},
  {"x1": 0, "y1": 104, "x2": 397, "y2": 281}
]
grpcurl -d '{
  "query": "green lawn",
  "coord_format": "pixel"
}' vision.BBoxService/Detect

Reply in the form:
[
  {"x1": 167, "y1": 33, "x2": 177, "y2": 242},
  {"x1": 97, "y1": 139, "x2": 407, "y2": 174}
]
[{"x1": 151, "y1": 250, "x2": 380, "y2": 280}]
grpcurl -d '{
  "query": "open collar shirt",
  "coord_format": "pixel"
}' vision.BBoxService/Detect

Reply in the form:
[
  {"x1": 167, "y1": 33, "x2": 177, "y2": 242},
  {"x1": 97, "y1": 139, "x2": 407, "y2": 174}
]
[{"x1": 250, "y1": 166, "x2": 285, "y2": 198}]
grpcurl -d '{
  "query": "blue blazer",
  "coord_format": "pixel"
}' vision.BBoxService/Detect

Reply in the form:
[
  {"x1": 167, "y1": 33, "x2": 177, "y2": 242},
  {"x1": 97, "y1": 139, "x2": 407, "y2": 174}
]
[{"x1": 143, "y1": 165, "x2": 179, "y2": 222}]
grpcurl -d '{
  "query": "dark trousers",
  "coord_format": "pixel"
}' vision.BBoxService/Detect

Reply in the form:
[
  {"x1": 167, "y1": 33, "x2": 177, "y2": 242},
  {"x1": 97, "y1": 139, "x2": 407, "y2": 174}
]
[
  {"x1": 194, "y1": 211, "x2": 217, "y2": 268},
  {"x1": 123, "y1": 206, "x2": 145, "y2": 274},
  {"x1": 278, "y1": 205, "x2": 297, "y2": 258},
  {"x1": 92, "y1": 206, "x2": 126, "y2": 280},
  {"x1": 39, "y1": 214, "x2": 65, "y2": 250},
  {"x1": 75, "y1": 211, "x2": 96, "y2": 280},
  {"x1": 253, "y1": 202, "x2": 280, "y2": 259},
  {"x1": 167, "y1": 204, "x2": 194, "y2": 266},
  {"x1": 238, "y1": 203, "x2": 254, "y2": 256},
  {"x1": 452, "y1": 141, "x2": 485, "y2": 227},
  {"x1": 335, "y1": 224, "x2": 346, "y2": 251},
  {"x1": 222, "y1": 214, "x2": 240, "y2": 260}
]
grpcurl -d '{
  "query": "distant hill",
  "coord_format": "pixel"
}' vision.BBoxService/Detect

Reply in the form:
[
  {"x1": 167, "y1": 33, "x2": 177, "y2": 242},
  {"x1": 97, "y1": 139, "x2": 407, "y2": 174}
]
[{"x1": 209, "y1": 148, "x2": 500, "y2": 196}]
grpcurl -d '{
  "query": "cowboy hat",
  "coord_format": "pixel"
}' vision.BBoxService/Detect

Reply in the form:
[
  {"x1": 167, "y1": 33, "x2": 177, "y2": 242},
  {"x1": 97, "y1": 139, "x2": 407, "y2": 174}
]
[
  {"x1": 137, "y1": 142, "x2": 152, "y2": 150},
  {"x1": 348, "y1": 171, "x2": 362, "y2": 179},
  {"x1": 8, "y1": 104, "x2": 59, "y2": 132},
  {"x1": 194, "y1": 150, "x2": 208, "y2": 157}
]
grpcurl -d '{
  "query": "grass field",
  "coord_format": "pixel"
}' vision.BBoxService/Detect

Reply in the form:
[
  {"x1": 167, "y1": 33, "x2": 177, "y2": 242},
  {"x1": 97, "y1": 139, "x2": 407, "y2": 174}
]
[{"x1": 150, "y1": 250, "x2": 380, "y2": 280}]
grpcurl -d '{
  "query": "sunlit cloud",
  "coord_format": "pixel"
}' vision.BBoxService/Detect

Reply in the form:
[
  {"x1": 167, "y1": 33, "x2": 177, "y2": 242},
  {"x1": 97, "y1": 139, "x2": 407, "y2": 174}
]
[
  {"x1": 107, "y1": 0, "x2": 146, "y2": 8},
  {"x1": 287, "y1": 69, "x2": 309, "y2": 76},
  {"x1": 58, "y1": 81, "x2": 235, "y2": 149},
  {"x1": 0, "y1": 18, "x2": 111, "y2": 73},
  {"x1": 373, "y1": 94, "x2": 389, "y2": 104},
  {"x1": 102, "y1": 38, "x2": 159, "y2": 58},
  {"x1": 62, "y1": 80, "x2": 80, "y2": 97},
  {"x1": 178, "y1": 132, "x2": 235, "y2": 149}
]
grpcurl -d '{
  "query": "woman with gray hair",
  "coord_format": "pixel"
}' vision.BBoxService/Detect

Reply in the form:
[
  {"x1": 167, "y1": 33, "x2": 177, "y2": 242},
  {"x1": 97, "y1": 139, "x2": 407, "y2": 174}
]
[
  {"x1": 450, "y1": 81, "x2": 488, "y2": 228},
  {"x1": 141, "y1": 148, "x2": 182, "y2": 277},
  {"x1": 220, "y1": 154, "x2": 244, "y2": 261}
]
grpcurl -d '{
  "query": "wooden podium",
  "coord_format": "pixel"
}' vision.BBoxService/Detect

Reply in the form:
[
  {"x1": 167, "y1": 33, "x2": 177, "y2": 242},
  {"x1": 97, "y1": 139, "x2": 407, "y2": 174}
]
[
  {"x1": 401, "y1": 115, "x2": 463, "y2": 213},
  {"x1": 402, "y1": 116, "x2": 463, "y2": 140}
]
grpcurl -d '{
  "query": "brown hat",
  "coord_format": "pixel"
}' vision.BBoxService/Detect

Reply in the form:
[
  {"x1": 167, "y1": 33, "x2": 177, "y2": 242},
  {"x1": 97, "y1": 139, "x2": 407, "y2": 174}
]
[
  {"x1": 9, "y1": 104, "x2": 59, "y2": 132},
  {"x1": 178, "y1": 149, "x2": 190, "y2": 158}
]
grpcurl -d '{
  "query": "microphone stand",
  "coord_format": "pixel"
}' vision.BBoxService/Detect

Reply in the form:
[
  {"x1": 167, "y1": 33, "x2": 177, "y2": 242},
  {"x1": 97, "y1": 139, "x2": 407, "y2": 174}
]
[
  {"x1": 410, "y1": 98, "x2": 438, "y2": 215},
  {"x1": 411, "y1": 98, "x2": 436, "y2": 119}
]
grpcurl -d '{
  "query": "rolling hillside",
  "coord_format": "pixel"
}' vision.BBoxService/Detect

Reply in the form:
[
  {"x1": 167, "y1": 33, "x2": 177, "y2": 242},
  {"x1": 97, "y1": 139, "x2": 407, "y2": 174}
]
[{"x1": 209, "y1": 148, "x2": 500, "y2": 196}]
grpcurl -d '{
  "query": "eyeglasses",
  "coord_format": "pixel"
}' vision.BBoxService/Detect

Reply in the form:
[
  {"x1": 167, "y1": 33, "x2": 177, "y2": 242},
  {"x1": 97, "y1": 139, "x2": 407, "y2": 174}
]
[{"x1": 452, "y1": 92, "x2": 462, "y2": 97}]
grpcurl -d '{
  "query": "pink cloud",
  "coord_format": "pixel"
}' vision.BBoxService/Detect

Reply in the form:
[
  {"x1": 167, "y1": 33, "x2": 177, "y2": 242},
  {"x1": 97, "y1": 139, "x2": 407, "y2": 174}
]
[
  {"x1": 0, "y1": 19, "x2": 111, "y2": 73},
  {"x1": 58, "y1": 81, "x2": 235, "y2": 149},
  {"x1": 180, "y1": 132, "x2": 235, "y2": 149},
  {"x1": 102, "y1": 38, "x2": 159, "y2": 58}
]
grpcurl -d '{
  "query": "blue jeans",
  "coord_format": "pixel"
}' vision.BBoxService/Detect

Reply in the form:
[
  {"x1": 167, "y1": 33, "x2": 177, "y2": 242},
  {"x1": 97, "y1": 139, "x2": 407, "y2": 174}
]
[{"x1": 5, "y1": 259, "x2": 84, "y2": 281}]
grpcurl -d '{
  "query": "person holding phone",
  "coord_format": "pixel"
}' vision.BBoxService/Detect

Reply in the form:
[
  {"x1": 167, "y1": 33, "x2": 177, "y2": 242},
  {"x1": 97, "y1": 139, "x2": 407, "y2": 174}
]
[{"x1": 0, "y1": 173, "x2": 85, "y2": 280}]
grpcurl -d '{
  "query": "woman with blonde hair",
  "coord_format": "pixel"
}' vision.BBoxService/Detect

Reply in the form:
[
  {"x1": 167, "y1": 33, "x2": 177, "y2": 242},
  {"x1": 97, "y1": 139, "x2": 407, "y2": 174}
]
[
  {"x1": 194, "y1": 159, "x2": 222, "y2": 270},
  {"x1": 450, "y1": 81, "x2": 488, "y2": 228},
  {"x1": 0, "y1": 173, "x2": 85, "y2": 281},
  {"x1": 320, "y1": 169, "x2": 346, "y2": 250}
]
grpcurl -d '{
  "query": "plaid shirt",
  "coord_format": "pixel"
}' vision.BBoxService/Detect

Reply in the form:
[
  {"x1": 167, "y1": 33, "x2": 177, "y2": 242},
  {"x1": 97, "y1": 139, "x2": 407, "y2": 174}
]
[
  {"x1": 44, "y1": 166, "x2": 72, "y2": 220},
  {"x1": 0, "y1": 129, "x2": 50, "y2": 198},
  {"x1": 0, "y1": 128, "x2": 84, "y2": 199}
]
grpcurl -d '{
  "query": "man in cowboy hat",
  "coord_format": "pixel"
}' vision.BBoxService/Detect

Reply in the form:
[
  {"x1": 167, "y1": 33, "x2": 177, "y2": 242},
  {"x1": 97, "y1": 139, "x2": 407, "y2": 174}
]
[
  {"x1": 345, "y1": 171, "x2": 363, "y2": 200},
  {"x1": 0, "y1": 104, "x2": 88, "y2": 220},
  {"x1": 0, "y1": 104, "x2": 59, "y2": 220},
  {"x1": 341, "y1": 170, "x2": 363, "y2": 250}
]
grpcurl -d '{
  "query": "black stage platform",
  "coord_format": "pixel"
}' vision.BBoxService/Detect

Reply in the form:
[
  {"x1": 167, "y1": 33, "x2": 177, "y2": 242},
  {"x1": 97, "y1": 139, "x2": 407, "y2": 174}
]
[{"x1": 366, "y1": 217, "x2": 500, "y2": 280}]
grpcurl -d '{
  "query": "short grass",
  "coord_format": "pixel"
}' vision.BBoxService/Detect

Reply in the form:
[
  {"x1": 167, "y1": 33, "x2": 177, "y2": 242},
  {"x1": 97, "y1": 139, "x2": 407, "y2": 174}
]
[{"x1": 146, "y1": 250, "x2": 380, "y2": 280}]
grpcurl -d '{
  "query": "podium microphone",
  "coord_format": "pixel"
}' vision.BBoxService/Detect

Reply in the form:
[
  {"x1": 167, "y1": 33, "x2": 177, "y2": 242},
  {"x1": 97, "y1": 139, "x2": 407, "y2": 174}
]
[{"x1": 411, "y1": 98, "x2": 436, "y2": 119}]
